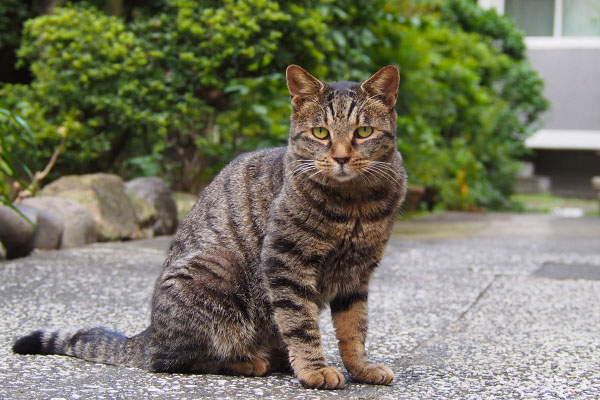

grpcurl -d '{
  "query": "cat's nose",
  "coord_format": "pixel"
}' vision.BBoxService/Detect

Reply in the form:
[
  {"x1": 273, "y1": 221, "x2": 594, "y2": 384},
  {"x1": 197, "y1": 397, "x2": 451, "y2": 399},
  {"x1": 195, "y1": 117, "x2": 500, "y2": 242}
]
[{"x1": 333, "y1": 156, "x2": 350, "y2": 165}]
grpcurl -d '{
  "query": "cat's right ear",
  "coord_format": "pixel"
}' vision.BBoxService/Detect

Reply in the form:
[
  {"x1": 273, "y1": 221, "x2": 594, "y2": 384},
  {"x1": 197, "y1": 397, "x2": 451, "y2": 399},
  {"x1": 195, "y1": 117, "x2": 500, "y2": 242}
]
[
  {"x1": 360, "y1": 65, "x2": 400, "y2": 109},
  {"x1": 286, "y1": 65, "x2": 324, "y2": 110}
]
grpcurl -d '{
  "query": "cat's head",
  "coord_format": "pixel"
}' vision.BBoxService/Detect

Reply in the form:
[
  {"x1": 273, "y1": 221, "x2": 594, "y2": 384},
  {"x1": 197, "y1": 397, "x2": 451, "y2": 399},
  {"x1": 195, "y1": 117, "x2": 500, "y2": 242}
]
[{"x1": 286, "y1": 65, "x2": 399, "y2": 184}]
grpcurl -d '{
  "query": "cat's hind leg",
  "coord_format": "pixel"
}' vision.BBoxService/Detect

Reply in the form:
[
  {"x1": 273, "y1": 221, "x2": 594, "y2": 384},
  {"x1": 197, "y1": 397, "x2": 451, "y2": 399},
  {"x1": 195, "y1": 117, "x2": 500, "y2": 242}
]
[
  {"x1": 222, "y1": 339, "x2": 292, "y2": 376},
  {"x1": 150, "y1": 248, "x2": 262, "y2": 372},
  {"x1": 224, "y1": 358, "x2": 270, "y2": 376}
]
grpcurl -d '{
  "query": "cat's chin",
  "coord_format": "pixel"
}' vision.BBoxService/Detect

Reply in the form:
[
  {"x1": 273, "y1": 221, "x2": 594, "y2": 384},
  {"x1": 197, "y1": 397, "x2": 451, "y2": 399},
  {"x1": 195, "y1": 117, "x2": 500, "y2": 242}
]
[{"x1": 330, "y1": 172, "x2": 357, "y2": 182}]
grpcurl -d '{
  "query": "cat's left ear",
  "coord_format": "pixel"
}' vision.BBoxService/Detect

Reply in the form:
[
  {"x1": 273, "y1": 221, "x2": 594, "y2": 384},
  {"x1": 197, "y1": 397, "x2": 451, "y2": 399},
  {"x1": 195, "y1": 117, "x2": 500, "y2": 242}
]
[
  {"x1": 360, "y1": 65, "x2": 400, "y2": 109},
  {"x1": 286, "y1": 65, "x2": 325, "y2": 110}
]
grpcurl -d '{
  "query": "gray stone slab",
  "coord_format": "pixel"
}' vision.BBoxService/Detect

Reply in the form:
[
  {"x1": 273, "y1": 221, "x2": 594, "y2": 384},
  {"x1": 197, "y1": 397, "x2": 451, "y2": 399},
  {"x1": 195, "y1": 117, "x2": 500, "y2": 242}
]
[
  {"x1": 1, "y1": 213, "x2": 599, "y2": 399},
  {"x1": 407, "y1": 275, "x2": 600, "y2": 399},
  {"x1": 0, "y1": 241, "x2": 491, "y2": 399},
  {"x1": 535, "y1": 262, "x2": 600, "y2": 280}
]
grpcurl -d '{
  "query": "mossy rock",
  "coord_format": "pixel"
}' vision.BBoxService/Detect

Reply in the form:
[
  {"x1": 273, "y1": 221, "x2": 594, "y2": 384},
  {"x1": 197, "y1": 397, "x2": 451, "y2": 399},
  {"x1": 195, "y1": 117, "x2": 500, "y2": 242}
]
[
  {"x1": 172, "y1": 191, "x2": 198, "y2": 222},
  {"x1": 42, "y1": 173, "x2": 148, "y2": 241}
]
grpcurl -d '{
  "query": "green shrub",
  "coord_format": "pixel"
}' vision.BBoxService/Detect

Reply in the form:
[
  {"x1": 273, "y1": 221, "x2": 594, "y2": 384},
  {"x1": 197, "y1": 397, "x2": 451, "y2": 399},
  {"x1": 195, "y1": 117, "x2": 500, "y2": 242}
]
[
  {"x1": 1, "y1": 0, "x2": 548, "y2": 209},
  {"x1": 2, "y1": 2, "x2": 335, "y2": 192},
  {"x1": 124, "y1": 0, "x2": 335, "y2": 190},
  {"x1": 3, "y1": 6, "x2": 167, "y2": 180},
  {"x1": 1, "y1": 104, "x2": 67, "y2": 215},
  {"x1": 0, "y1": 105, "x2": 36, "y2": 206},
  {"x1": 369, "y1": 0, "x2": 547, "y2": 209},
  {"x1": 0, "y1": 0, "x2": 32, "y2": 50}
]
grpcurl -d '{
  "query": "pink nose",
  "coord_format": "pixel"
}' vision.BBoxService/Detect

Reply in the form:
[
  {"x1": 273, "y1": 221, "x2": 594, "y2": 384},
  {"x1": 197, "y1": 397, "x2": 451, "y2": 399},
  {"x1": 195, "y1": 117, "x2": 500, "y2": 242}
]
[{"x1": 333, "y1": 156, "x2": 350, "y2": 165}]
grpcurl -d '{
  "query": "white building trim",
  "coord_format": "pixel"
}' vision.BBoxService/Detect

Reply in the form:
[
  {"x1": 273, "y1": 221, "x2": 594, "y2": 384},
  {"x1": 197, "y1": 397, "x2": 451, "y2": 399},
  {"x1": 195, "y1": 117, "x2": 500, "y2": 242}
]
[
  {"x1": 553, "y1": 0, "x2": 563, "y2": 37},
  {"x1": 479, "y1": 0, "x2": 600, "y2": 42},
  {"x1": 525, "y1": 130, "x2": 600, "y2": 150},
  {"x1": 525, "y1": 37, "x2": 600, "y2": 50}
]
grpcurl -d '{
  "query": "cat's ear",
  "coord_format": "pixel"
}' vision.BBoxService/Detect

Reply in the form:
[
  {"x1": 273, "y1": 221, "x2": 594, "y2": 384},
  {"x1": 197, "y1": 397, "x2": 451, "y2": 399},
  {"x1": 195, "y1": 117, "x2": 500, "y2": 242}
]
[
  {"x1": 360, "y1": 65, "x2": 400, "y2": 109},
  {"x1": 286, "y1": 65, "x2": 325, "y2": 110}
]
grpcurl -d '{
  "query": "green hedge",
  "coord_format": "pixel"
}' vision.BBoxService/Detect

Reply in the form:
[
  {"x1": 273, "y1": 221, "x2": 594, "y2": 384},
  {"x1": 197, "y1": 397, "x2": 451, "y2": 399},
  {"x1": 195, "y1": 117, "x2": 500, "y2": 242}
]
[
  {"x1": 0, "y1": 0, "x2": 547, "y2": 209},
  {"x1": 391, "y1": 2, "x2": 548, "y2": 209}
]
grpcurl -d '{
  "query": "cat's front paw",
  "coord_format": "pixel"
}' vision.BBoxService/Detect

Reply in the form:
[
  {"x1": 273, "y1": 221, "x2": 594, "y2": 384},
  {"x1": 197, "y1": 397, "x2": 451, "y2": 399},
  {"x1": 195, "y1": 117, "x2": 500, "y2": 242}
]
[
  {"x1": 349, "y1": 363, "x2": 394, "y2": 385},
  {"x1": 298, "y1": 366, "x2": 346, "y2": 389}
]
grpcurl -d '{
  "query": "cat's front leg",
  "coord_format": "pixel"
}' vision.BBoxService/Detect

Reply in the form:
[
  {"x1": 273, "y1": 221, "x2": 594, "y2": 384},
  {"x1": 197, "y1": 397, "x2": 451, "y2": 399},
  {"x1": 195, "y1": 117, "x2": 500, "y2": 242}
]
[
  {"x1": 330, "y1": 291, "x2": 394, "y2": 385},
  {"x1": 264, "y1": 256, "x2": 345, "y2": 389}
]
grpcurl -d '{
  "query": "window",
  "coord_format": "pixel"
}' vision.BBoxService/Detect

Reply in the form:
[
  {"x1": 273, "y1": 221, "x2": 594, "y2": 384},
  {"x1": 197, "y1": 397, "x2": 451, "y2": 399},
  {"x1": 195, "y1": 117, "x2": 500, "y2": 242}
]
[{"x1": 504, "y1": 0, "x2": 600, "y2": 37}]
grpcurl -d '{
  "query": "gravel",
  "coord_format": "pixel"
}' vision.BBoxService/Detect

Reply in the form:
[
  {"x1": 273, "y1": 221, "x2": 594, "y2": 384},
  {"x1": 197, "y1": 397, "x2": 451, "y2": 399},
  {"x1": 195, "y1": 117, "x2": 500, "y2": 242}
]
[{"x1": 1, "y1": 213, "x2": 599, "y2": 399}]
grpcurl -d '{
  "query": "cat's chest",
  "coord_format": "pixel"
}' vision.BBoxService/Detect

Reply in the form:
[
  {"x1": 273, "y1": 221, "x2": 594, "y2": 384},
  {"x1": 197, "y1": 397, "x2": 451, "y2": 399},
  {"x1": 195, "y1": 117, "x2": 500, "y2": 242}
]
[{"x1": 316, "y1": 215, "x2": 391, "y2": 297}]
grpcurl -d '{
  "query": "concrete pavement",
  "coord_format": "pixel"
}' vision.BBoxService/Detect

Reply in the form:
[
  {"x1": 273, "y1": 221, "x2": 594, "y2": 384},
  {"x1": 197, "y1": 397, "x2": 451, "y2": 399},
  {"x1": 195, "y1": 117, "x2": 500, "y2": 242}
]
[{"x1": 1, "y1": 212, "x2": 599, "y2": 399}]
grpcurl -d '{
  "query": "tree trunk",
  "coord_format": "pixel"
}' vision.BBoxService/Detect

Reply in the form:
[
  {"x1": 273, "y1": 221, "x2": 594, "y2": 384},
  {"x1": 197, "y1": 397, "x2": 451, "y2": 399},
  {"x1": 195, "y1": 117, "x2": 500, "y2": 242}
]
[
  {"x1": 106, "y1": 0, "x2": 123, "y2": 16},
  {"x1": 40, "y1": 0, "x2": 65, "y2": 14}
]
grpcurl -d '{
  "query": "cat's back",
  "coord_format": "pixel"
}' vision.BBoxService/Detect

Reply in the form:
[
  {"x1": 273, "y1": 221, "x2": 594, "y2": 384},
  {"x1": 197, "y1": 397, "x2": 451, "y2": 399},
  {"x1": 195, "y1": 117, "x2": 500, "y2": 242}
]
[{"x1": 168, "y1": 147, "x2": 287, "y2": 260}]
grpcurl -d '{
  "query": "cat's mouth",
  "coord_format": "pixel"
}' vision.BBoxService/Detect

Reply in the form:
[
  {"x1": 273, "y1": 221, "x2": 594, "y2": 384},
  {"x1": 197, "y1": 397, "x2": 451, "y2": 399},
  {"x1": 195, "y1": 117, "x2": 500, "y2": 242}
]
[{"x1": 331, "y1": 165, "x2": 357, "y2": 182}]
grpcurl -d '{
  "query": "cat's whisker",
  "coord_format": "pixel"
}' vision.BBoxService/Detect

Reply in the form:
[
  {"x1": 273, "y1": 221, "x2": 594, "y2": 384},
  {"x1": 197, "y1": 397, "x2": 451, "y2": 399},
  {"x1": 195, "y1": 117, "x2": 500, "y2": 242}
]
[
  {"x1": 369, "y1": 161, "x2": 397, "y2": 173},
  {"x1": 360, "y1": 168, "x2": 379, "y2": 186},
  {"x1": 370, "y1": 164, "x2": 396, "y2": 176},
  {"x1": 365, "y1": 170, "x2": 379, "y2": 182},
  {"x1": 367, "y1": 164, "x2": 402, "y2": 185},
  {"x1": 292, "y1": 163, "x2": 315, "y2": 171},
  {"x1": 369, "y1": 162, "x2": 399, "y2": 178},
  {"x1": 368, "y1": 163, "x2": 397, "y2": 179},
  {"x1": 291, "y1": 164, "x2": 316, "y2": 178},
  {"x1": 290, "y1": 164, "x2": 314, "y2": 172},
  {"x1": 291, "y1": 159, "x2": 314, "y2": 165},
  {"x1": 370, "y1": 160, "x2": 393, "y2": 166},
  {"x1": 374, "y1": 171, "x2": 402, "y2": 187},
  {"x1": 375, "y1": 164, "x2": 403, "y2": 181},
  {"x1": 306, "y1": 169, "x2": 324, "y2": 181},
  {"x1": 358, "y1": 171, "x2": 374, "y2": 187}
]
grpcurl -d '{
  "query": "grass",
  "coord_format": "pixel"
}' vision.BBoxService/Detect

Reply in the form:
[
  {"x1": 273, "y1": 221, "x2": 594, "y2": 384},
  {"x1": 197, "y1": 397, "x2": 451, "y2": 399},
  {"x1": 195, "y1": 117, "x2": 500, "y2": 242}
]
[{"x1": 511, "y1": 193, "x2": 599, "y2": 216}]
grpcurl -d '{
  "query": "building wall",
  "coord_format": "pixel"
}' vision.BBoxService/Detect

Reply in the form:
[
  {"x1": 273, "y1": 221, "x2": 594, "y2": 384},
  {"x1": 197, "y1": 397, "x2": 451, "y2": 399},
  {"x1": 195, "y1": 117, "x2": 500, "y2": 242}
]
[
  {"x1": 527, "y1": 46, "x2": 600, "y2": 131},
  {"x1": 477, "y1": 0, "x2": 600, "y2": 198},
  {"x1": 525, "y1": 42, "x2": 600, "y2": 198}
]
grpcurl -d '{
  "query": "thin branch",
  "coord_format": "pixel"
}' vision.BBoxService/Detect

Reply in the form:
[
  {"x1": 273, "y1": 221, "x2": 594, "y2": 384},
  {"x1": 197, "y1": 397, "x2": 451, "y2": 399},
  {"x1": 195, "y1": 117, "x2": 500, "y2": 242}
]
[{"x1": 14, "y1": 135, "x2": 66, "y2": 203}]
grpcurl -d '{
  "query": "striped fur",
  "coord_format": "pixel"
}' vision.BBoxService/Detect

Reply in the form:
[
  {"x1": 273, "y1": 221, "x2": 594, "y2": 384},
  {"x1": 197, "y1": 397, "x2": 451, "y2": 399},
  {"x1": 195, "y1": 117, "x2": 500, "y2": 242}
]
[{"x1": 13, "y1": 65, "x2": 406, "y2": 390}]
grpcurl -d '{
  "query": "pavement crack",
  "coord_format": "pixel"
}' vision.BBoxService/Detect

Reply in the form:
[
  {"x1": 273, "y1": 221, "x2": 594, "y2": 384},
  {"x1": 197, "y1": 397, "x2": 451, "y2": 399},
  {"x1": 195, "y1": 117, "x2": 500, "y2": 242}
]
[
  {"x1": 407, "y1": 274, "x2": 497, "y2": 356},
  {"x1": 456, "y1": 274, "x2": 496, "y2": 322}
]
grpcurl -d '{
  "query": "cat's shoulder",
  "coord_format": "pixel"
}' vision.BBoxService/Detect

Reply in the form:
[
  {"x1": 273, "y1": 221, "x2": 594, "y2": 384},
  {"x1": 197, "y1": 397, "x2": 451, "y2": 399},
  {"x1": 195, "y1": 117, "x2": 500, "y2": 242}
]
[
  {"x1": 224, "y1": 146, "x2": 287, "y2": 174},
  {"x1": 233, "y1": 146, "x2": 286, "y2": 163}
]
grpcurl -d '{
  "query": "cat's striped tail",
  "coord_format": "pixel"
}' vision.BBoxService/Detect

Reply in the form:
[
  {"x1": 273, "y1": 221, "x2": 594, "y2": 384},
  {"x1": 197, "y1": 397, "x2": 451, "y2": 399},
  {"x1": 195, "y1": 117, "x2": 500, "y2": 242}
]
[{"x1": 12, "y1": 327, "x2": 149, "y2": 368}]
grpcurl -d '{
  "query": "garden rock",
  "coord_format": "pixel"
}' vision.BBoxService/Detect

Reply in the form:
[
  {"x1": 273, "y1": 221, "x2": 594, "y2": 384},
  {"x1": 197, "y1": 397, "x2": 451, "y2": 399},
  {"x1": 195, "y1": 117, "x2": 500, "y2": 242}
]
[
  {"x1": 21, "y1": 197, "x2": 97, "y2": 248},
  {"x1": 0, "y1": 240, "x2": 5, "y2": 260},
  {"x1": 126, "y1": 191, "x2": 158, "y2": 238},
  {"x1": 126, "y1": 177, "x2": 178, "y2": 235},
  {"x1": 21, "y1": 204, "x2": 64, "y2": 250},
  {"x1": 173, "y1": 191, "x2": 198, "y2": 222},
  {"x1": 42, "y1": 173, "x2": 146, "y2": 241},
  {"x1": 0, "y1": 205, "x2": 36, "y2": 259}
]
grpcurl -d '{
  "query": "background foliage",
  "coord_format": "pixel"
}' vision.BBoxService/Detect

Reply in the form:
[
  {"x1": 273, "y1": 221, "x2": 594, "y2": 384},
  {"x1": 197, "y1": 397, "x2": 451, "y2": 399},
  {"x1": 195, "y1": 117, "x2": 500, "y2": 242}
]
[
  {"x1": 0, "y1": 0, "x2": 547, "y2": 209},
  {"x1": 0, "y1": 105, "x2": 36, "y2": 207}
]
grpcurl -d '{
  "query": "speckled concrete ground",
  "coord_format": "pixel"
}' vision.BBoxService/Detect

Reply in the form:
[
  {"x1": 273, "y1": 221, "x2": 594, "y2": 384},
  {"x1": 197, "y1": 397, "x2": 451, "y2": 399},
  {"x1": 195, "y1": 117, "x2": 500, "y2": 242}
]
[{"x1": 1, "y1": 213, "x2": 599, "y2": 399}]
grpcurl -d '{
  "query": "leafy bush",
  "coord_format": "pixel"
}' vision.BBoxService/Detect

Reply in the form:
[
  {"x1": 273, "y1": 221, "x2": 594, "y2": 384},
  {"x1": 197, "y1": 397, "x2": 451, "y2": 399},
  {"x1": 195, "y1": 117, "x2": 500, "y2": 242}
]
[
  {"x1": 0, "y1": 0, "x2": 32, "y2": 51},
  {"x1": 370, "y1": 0, "x2": 548, "y2": 209},
  {"x1": 0, "y1": 104, "x2": 66, "y2": 212},
  {"x1": 2, "y1": 1, "x2": 336, "y2": 191},
  {"x1": 1, "y1": 0, "x2": 548, "y2": 209},
  {"x1": 3, "y1": 6, "x2": 165, "y2": 179},
  {"x1": 0, "y1": 105, "x2": 36, "y2": 206}
]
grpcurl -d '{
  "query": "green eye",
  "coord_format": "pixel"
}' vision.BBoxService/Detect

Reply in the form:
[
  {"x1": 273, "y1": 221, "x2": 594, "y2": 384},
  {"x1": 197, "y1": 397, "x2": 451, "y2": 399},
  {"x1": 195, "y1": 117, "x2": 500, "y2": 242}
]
[
  {"x1": 355, "y1": 126, "x2": 374, "y2": 138},
  {"x1": 311, "y1": 127, "x2": 329, "y2": 139}
]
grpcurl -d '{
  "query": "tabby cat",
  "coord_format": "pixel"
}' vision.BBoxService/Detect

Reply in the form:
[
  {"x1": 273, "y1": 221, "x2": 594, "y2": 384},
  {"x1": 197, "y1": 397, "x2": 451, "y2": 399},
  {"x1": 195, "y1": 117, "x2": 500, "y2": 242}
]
[{"x1": 13, "y1": 65, "x2": 407, "y2": 390}]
